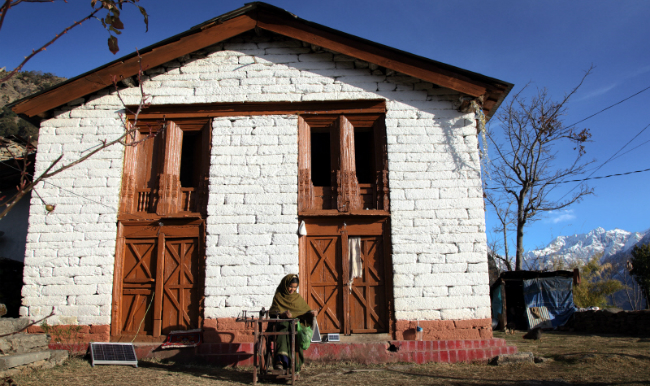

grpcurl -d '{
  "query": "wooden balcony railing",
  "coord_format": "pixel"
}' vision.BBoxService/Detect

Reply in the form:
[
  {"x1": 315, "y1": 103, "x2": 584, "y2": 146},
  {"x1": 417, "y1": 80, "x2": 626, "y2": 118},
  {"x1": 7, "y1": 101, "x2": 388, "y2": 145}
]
[{"x1": 132, "y1": 187, "x2": 196, "y2": 214}]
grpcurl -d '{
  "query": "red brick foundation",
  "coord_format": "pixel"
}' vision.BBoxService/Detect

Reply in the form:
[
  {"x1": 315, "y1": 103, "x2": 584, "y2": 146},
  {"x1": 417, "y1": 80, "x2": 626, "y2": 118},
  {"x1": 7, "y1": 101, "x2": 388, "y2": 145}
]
[
  {"x1": 393, "y1": 318, "x2": 493, "y2": 340},
  {"x1": 125, "y1": 339, "x2": 516, "y2": 366},
  {"x1": 203, "y1": 318, "x2": 255, "y2": 343},
  {"x1": 27, "y1": 324, "x2": 110, "y2": 343},
  {"x1": 25, "y1": 318, "x2": 493, "y2": 344},
  {"x1": 26, "y1": 319, "x2": 514, "y2": 366}
]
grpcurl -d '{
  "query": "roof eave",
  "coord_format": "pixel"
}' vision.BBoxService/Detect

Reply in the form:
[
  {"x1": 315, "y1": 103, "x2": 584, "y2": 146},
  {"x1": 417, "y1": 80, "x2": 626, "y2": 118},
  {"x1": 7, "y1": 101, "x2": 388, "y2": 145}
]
[{"x1": 9, "y1": 1, "x2": 512, "y2": 121}]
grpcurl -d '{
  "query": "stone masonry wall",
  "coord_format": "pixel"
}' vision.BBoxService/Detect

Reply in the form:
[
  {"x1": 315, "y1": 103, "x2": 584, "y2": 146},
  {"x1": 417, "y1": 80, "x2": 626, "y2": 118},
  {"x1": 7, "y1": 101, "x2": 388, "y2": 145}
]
[
  {"x1": 204, "y1": 115, "x2": 299, "y2": 319},
  {"x1": 22, "y1": 31, "x2": 489, "y2": 329}
]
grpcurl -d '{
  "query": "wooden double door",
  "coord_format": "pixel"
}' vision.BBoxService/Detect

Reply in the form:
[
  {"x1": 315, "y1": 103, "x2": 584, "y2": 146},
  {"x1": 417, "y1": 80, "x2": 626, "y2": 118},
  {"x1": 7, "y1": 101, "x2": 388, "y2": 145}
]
[
  {"x1": 301, "y1": 218, "x2": 391, "y2": 335},
  {"x1": 111, "y1": 221, "x2": 204, "y2": 339}
]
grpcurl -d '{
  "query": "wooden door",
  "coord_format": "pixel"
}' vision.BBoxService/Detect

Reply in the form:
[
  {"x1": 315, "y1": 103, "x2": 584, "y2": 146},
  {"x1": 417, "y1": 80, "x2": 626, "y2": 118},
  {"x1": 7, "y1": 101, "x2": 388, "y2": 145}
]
[
  {"x1": 349, "y1": 237, "x2": 387, "y2": 333},
  {"x1": 120, "y1": 239, "x2": 157, "y2": 336},
  {"x1": 306, "y1": 236, "x2": 343, "y2": 334},
  {"x1": 161, "y1": 237, "x2": 200, "y2": 334},
  {"x1": 113, "y1": 222, "x2": 204, "y2": 339},
  {"x1": 303, "y1": 221, "x2": 390, "y2": 335}
]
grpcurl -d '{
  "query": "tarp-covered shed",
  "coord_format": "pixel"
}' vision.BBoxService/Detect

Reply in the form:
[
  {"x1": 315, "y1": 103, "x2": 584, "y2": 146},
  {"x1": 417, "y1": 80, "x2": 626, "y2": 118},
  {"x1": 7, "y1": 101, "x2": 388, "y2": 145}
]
[{"x1": 491, "y1": 270, "x2": 580, "y2": 330}]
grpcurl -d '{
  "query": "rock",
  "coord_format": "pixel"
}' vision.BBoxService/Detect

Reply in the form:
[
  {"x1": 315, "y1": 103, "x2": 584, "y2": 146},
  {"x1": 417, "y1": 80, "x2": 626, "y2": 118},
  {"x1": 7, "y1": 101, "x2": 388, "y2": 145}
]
[
  {"x1": 0, "y1": 333, "x2": 50, "y2": 354},
  {"x1": 0, "y1": 304, "x2": 7, "y2": 317},
  {"x1": 0, "y1": 318, "x2": 30, "y2": 336},
  {"x1": 534, "y1": 356, "x2": 552, "y2": 363},
  {"x1": 0, "y1": 351, "x2": 50, "y2": 371},
  {"x1": 48, "y1": 350, "x2": 69, "y2": 366},
  {"x1": 491, "y1": 352, "x2": 534, "y2": 365}
]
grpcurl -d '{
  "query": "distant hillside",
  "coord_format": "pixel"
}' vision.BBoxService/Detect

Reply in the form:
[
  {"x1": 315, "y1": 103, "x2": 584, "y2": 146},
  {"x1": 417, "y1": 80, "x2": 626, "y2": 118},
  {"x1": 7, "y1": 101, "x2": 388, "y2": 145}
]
[{"x1": 0, "y1": 69, "x2": 66, "y2": 141}]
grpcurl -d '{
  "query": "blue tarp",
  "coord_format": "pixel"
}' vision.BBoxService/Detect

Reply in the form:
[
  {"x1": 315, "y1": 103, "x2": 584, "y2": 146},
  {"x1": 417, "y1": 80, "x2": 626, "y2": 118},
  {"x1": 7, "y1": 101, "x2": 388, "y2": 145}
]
[
  {"x1": 491, "y1": 285, "x2": 503, "y2": 327},
  {"x1": 522, "y1": 277, "x2": 576, "y2": 329}
]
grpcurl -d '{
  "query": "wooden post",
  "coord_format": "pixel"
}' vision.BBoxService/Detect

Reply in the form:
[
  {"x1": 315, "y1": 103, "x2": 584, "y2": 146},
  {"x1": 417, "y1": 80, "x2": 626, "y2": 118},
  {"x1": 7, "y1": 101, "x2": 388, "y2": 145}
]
[
  {"x1": 111, "y1": 222, "x2": 125, "y2": 336},
  {"x1": 341, "y1": 223, "x2": 351, "y2": 336},
  {"x1": 253, "y1": 320, "x2": 259, "y2": 385},
  {"x1": 153, "y1": 231, "x2": 165, "y2": 337},
  {"x1": 291, "y1": 319, "x2": 296, "y2": 385}
]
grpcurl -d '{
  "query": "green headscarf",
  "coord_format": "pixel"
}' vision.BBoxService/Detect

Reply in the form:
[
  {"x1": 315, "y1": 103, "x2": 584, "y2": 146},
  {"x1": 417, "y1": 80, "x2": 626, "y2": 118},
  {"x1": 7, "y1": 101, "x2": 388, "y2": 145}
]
[{"x1": 269, "y1": 274, "x2": 312, "y2": 317}]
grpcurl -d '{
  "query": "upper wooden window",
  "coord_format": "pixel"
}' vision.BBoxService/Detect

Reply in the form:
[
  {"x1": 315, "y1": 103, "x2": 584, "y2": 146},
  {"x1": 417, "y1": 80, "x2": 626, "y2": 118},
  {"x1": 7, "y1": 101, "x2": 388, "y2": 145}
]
[
  {"x1": 298, "y1": 114, "x2": 389, "y2": 214},
  {"x1": 120, "y1": 120, "x2": 211, "y2": 217}
]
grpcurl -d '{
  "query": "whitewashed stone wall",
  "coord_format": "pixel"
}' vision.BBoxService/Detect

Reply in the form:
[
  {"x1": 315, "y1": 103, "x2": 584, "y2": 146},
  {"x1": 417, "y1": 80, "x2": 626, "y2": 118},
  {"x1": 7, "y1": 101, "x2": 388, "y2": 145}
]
[
  {"x1": 204, "y1": 115, "x2": 299, "y2": 318},
  {"x1": 20, "y1": 107, "x2": 125, "y2": 325},
  {"x1": 21, "y1": 32, "x2": 489, "y2": 324}
]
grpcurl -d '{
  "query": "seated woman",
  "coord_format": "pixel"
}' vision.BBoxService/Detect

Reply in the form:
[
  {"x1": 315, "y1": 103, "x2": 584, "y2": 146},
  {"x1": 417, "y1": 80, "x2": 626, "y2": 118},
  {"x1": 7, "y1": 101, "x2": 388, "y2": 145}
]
[{"x1": 269, "y1": 274, "x2": 317, "y2": 372}]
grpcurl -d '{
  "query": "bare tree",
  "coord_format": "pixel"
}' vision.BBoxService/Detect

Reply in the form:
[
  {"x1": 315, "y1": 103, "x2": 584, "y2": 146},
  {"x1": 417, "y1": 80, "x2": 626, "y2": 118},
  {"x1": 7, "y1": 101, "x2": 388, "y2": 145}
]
[
  {"x1": 0, "y1": 58, "x2": 155, "y2": 219},
  {"x1": 0, "y1": 0, "x2": 148, "y2": 83},
  {"x1": 485, "y1": 71, "x2": 595, "y2": 270},
  {"x1": 620, "y1": 261, "x2": 645, "y2": 310},
  {"x1": 485, "y1": 192, "x2": 515, "y2": 271},
  {"x1": 0, "y1": 0, "x2": 151, "y2": 218}
]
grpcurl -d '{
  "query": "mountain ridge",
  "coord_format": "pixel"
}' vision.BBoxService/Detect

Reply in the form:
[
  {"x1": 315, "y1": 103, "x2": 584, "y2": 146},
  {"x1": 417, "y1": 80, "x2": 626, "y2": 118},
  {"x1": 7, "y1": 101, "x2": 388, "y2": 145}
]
[{"x1": 524, "y1": 227, "x2": 648, "y2": 270}]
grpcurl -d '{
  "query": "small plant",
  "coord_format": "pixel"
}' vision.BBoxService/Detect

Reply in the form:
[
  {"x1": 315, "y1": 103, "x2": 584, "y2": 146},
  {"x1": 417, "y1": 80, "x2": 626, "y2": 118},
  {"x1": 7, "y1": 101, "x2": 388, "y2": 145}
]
[{"x1": 40, "y1": 321, "x2": 85, "y2": 356}]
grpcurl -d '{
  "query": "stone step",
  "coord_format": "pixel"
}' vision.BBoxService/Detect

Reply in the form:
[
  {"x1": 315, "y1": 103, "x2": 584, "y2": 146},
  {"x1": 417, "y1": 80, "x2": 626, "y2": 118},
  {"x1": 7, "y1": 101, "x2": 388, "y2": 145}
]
[
  {"x1": 0, "y1": 350, "x2": 68, "y2": 373},
  {"x1": 0, "y1": 333, "x2": 51, "y2": 355},
  {"x1": 0, "y1": 318, "x2": 30, "y2": 336},
  {"x1": 130, "y1": 339, "x2": 518, "y2": 367},
  {"x1": 0, "y1": 351, "x2": 50, "y2": 370}
]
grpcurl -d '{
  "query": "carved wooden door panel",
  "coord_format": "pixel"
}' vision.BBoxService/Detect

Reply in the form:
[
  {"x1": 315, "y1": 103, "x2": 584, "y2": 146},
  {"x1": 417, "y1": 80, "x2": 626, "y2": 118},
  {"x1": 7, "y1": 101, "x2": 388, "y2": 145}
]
[
  {"x1": 120, "y1": 239, "x2": 157, "y2": 336},
  {"x1": 160, "y1": 237, "x2": 200, "y2": 334},
  {"x1": 349, "y1": 237, "x2": 387, "y2": 333},
  {"x1": 306, "y1": 236, "x2": 343, "y2": 334}
]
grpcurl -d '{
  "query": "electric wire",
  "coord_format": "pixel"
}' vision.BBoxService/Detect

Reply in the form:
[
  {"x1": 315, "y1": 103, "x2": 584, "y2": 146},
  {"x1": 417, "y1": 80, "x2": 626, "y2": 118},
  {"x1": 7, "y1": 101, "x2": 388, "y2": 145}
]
[
  {"x1": 556, "y1": 122, "x2": 650, "y2": 200},
  {"x1": 484, "y1": 166, "x2": 650, "y2": 190},
  {"x1": 565, "y1": 84, "x2": 650, "y2": 129}
]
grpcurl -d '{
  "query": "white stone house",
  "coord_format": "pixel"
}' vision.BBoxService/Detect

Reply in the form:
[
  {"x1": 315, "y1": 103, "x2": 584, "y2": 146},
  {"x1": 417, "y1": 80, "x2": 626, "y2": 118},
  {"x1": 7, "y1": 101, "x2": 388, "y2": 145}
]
[{"x1": 10, "y1": 2, "x2": 512, "y2": 343}]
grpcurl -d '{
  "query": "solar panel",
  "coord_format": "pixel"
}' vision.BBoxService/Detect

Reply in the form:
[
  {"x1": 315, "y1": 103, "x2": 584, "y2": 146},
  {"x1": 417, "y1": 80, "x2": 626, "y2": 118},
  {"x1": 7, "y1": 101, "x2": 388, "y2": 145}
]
[{"x1": 90, "y1": 342, "x2": 138, "y2": 367}]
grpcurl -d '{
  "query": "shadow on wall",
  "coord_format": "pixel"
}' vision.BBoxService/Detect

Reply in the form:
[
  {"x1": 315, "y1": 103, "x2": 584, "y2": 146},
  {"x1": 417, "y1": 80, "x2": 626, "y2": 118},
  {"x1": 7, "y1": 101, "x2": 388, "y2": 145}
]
[
  {"x1": 0, "y1": 190, "x2": 30, "y2": 264},
  {"x1": 0, "y1": 257, "x2": 24, "y2": 317}
]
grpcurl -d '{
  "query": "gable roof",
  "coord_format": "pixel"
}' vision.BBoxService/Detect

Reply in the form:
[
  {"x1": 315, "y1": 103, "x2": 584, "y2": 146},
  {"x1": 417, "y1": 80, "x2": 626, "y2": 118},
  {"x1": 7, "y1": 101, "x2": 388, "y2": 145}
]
[{"x1": 9, "y1": 2, "x2": 512, "y2": 121}]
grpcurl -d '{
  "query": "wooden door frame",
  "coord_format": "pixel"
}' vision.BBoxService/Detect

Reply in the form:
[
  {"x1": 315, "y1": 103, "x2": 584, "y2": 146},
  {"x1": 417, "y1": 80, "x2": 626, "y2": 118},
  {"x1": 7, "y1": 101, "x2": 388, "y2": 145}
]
[
  {"x1": 298, "y1": 216, "x2": 393, "y2": 335},
  {"x1": 111, "y1": 218, "x2": 206, "y2": 340}
]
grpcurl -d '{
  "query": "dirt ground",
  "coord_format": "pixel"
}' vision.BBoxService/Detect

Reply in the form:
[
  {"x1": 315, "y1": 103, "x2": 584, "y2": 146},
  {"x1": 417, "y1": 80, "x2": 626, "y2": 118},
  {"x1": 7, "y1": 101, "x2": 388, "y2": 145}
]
[{"x1": 5, "y1": 331, "x2": 650, "y2": 385}]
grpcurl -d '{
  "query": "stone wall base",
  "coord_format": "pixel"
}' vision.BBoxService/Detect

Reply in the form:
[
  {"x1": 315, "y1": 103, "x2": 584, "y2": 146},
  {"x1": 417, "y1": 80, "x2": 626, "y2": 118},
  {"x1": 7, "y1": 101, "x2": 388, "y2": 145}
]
[{"x1": 24, "y1": 318, "x2": 493, "y2": 344}]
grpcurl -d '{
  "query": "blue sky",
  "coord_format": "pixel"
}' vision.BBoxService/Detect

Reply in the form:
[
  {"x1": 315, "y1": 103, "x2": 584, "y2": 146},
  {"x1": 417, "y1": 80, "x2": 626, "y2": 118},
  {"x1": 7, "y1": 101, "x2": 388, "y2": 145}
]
[{"x1": 3, "y1": 0, "x2": 649, "y2": 252}]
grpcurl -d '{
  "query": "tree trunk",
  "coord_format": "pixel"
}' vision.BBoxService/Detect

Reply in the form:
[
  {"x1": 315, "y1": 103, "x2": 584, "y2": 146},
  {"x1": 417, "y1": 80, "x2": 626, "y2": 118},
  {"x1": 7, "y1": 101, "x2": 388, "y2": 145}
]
[
  {"x1": 515, "y1": 219, "x2": 525, "y2": 271},
  {"x1": 502, "y1": 226, "x2": 511, "y2": 270}
]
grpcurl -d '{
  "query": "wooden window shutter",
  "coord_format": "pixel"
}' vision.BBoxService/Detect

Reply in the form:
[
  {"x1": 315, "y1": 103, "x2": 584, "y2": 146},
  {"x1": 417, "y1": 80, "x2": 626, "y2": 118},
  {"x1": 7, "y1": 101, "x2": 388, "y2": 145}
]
[
  {"x1": 336, "y1": 115, "x2": 361, "y2": 212},
  {"x1": 298, "y1": 116, "x2": 314, "y2": 212},
  {"x1": 157, "y1": 121, "x2": 183, "y2": 216},
  {"x1": 120, "y1": 122, "x2": 140, "y2": 214}
]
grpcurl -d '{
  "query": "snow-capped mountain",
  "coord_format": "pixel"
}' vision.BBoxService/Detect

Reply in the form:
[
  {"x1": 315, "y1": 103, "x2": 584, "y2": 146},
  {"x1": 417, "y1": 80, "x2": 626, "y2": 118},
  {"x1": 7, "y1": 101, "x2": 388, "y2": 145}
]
[{"x1": 524, "y1": 227, "x2": 647, "y2": 270}]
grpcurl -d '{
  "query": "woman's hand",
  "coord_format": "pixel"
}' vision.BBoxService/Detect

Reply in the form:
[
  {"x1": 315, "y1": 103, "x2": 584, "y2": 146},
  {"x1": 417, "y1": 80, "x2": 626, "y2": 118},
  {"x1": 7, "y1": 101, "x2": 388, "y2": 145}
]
[{"x1": 282, "y1": 310, "x2": 292, "y2": 319}]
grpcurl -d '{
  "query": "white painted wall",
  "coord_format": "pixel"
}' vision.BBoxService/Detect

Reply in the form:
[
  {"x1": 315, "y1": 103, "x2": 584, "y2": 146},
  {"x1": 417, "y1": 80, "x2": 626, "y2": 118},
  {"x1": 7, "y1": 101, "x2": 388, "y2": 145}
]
[{"x1": 21, "y1": 32, "x2": 489, "y2": 324}]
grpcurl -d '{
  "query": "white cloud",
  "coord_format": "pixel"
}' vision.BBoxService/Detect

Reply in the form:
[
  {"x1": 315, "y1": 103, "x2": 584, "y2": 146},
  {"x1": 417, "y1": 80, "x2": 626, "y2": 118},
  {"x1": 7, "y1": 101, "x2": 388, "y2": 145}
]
[
  {"x1": 575, "y1": 64, "x2": 650, "y2": 102},
  {"x1": 546, "y1": 209, "x2": 576, "y2": 224}
]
